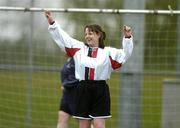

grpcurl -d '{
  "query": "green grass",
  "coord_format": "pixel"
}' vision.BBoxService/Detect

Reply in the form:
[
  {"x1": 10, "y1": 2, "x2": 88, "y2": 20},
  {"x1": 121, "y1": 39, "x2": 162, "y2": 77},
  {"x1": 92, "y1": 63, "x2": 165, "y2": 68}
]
[
  {"x1": 0, "y1": 71, "x2": 59, "y2": 128},
  {"x1": 142, "y1": 75, "x2": 163, "y2": 128},
  {"x1": 0, "y1": 70, "x2": 176, "y2": 128},
  {"x1": 0, "y1": 71, "x2": 120, "y2": 128}
]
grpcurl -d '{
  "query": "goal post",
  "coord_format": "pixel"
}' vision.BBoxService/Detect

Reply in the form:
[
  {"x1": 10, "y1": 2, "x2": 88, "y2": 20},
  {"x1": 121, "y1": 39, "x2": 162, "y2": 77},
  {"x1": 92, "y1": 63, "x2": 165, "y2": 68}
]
[{"x1": 0, "y1": 6, "x2": 180, "y2": 14}]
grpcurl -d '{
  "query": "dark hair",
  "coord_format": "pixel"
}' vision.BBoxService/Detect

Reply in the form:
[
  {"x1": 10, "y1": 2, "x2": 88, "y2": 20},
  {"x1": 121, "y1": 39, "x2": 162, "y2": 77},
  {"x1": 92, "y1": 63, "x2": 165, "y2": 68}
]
[{"x1": 84, "y1": 24, "x2": 106, "y2": 49}]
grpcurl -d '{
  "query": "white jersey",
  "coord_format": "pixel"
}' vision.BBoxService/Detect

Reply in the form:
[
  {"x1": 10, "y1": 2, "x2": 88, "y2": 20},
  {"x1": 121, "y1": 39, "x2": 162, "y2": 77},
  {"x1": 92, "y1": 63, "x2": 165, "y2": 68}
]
[{"x1": 48, "y1": 21, "x2": 133, "y2": 81}]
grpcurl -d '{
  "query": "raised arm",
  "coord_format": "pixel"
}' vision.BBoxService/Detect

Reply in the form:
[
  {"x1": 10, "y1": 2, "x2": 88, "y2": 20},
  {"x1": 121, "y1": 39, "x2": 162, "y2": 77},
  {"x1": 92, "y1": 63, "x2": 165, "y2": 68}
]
[
  {"x1": 44, "y1": 11, "x2": 84, "y2": 56},
  {"x1": 106, "y1": 25, "x2": 133, "y2": 69},
  {"x1": 122, "y1": 25, "x2": 133, "y2": 62}
]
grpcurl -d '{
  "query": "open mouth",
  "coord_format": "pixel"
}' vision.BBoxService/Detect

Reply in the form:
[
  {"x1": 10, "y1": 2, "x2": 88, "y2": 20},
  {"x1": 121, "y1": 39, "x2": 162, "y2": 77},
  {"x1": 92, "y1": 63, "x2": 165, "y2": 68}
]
[{"x1": 86, "y1": 39, "x2": 91, "y2": 43}]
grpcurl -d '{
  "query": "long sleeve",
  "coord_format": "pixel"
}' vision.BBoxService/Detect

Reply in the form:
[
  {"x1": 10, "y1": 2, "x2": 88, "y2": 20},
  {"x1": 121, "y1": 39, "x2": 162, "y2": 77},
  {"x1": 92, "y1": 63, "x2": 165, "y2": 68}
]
[
  {"x1": 105, "y1": 36, "x2": 133, "y2": 70},
  {"x1": 122, "y1": 36, "x2": 133, "y2": 63},
  {"x1": 48, "y1": 21, "x2": 84, "y2": 52}
]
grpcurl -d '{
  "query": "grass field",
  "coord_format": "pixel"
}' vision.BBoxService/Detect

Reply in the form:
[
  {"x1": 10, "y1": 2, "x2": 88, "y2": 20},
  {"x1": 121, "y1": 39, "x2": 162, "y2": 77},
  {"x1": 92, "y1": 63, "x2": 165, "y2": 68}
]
[{"x1": 0, "y1": 70, "x2": 174, "y2": 128}]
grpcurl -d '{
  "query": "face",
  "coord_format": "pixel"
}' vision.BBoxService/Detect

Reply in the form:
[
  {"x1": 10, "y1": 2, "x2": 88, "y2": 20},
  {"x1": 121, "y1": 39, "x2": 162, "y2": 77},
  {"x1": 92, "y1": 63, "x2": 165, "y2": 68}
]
[{"x1": 84, "y1": 28, "x2": 100, "y2": 47}]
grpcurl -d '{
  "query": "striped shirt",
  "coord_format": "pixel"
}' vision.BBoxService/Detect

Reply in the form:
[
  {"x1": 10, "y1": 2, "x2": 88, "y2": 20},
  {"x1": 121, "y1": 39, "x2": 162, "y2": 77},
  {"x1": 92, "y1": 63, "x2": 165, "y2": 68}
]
[{"x1": 48, "y1": 21, "x2": 133, "y2": 81}]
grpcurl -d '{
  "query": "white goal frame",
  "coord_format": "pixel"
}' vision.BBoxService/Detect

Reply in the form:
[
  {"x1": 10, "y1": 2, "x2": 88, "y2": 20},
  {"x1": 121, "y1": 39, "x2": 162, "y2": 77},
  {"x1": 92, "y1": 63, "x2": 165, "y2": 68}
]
[{"x1": 0, "y1": 6, "x2": 180, "y2": 15}]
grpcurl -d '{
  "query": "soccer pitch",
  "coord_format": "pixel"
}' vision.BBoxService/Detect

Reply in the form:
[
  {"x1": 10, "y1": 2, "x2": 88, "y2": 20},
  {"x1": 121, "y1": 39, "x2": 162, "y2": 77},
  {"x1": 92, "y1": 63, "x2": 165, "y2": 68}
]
[{"x1": 0, "y1": 71, "x2": 163, "y2": 128}]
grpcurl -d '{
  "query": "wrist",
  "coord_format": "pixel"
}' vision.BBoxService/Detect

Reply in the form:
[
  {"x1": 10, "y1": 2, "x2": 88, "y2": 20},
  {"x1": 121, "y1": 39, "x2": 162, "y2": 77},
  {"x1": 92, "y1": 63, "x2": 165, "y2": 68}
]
[
  {"x1": 50, "y1": 20, "x2": 55, "y2": 25},
  {"x1": 125, "y1": 35, "x2": 131, "y2": 38}
]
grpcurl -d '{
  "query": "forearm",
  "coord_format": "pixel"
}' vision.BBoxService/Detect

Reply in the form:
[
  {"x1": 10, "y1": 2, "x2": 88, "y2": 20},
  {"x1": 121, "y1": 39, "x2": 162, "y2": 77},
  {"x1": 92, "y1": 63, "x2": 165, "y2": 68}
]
[
  {"x1": 122, "y1": 36, "x2": 133, "y2": 62},
  {"x1": 48, "y1": 21, "x2": 85, "y2": 57},
  {"x1": 48, "y1": 21, "x2": 74, "y2": 49}
]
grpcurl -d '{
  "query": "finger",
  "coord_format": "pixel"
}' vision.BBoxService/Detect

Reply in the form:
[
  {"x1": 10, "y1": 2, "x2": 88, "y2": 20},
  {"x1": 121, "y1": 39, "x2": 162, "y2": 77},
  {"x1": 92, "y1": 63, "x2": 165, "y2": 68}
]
[
  {"x1": 124, "y1": 26, "x2": 131, "y2": 32},
  {"x1": 123, "y1": 25, "x2": 127, "y2": 30},
  {"x1": 45, "y1": 10, "x2": 50, "y2": 15},
  {"x1": 45, "y1": 12, "x2": 50, "y2": 18},
  {"x1": 44, "y1": 10, "x2": 48, "y2": 15}
]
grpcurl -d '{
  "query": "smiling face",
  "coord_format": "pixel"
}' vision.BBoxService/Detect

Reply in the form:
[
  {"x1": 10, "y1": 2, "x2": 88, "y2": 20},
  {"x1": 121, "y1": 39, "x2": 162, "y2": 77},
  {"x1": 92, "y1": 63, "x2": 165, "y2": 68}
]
[
  {"x1": 84, "y1": 24, "x2": 106, "y2": 48},
  {"x1": 84, "y1": 28, "x2": 100, "y2": 47}
]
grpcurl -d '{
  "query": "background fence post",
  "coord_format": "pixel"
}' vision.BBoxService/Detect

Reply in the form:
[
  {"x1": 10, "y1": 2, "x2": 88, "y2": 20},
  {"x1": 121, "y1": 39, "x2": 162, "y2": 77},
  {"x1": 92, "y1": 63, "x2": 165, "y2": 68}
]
[
  {"x1": 162, "y1": 79, "x2": 180, "y2": 128},
  {"x1": 119, "y1": 0, "x2": 145, "y2": 128},
  {"x1": 25, "y1": 0, "x2": 34, "y2": 128},
  {"x1": 177, "y1": 0, "x2": 180, "y2": 75}
]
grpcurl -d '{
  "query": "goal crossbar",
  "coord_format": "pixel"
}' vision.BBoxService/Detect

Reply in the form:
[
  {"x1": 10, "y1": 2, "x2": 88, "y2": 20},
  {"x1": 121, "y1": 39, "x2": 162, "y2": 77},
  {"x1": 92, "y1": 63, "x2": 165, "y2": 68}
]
[{"x1": 0, "y1": 6, "x2": 180, "y2": 15}]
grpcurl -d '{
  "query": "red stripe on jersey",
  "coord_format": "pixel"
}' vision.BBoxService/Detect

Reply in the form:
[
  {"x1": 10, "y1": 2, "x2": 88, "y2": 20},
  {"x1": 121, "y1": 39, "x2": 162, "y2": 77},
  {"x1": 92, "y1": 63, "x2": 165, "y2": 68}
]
[
  {"x1": 91, "y1": 48, "x2": 98, "y2": 58},
  {"x1": 89, "y1": 68, "x2": 95, "y2": 80},
  {"x1": 89, "y1": 48, "x2": 98, "y2": 80},
  {"x1": 65, "y1": 47, "x2": 80, "y2": 57},
  {"x1": 109, "y1": 56, "x2": 122, "y2": 70}
]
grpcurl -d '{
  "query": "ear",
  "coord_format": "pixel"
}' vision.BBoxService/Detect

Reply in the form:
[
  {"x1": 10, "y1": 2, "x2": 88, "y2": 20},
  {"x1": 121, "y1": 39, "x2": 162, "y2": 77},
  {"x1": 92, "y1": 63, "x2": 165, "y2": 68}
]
[{"x1": 97, "y1": 32, "x2": 101, "y2": 38}]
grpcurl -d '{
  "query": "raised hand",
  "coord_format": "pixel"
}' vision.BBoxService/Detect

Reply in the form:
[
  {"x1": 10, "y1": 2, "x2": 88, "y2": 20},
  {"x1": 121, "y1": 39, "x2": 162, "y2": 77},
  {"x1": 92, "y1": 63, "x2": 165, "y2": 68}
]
[
  {"x1": 123, "y1": 25, "x2": 132, "y2": 38},
  {"x1": 44, "y1": 10, "x2": 55, "y2": 25}
]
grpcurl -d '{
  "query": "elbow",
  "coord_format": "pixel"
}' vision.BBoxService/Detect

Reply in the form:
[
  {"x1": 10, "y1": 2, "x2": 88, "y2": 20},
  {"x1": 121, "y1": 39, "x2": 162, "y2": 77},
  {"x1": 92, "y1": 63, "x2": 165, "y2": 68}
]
[{"x1": 123, "y1": 52, "x2": 131, "y2": 64}]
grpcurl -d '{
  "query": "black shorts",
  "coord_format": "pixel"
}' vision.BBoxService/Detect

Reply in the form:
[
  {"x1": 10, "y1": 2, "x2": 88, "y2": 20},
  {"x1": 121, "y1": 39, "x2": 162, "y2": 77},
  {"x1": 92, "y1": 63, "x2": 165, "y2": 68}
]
[
  {"x1": 73, "y1": 80, "x2": 111, "y2": 119},
  {"x1": 60, "y1": 86, "x2": 77, "y2": 115}
]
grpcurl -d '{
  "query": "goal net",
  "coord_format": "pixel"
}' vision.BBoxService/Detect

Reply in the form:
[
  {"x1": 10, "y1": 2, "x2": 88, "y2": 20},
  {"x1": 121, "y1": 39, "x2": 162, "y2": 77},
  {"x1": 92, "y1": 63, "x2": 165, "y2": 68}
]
[{"x1": 0, "y1": 4, "x2": 179, "y2": 128}]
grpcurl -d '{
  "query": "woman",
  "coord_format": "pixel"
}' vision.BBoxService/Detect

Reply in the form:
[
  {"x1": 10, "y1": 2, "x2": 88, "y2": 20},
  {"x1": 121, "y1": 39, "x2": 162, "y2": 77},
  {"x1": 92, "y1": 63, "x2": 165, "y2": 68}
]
[
  {"x1": 45, "y1": 10, "x2": 133, "y2": 128},
  {"x1": 59, "y1": 57, "x2": 94, "y2": 128}
]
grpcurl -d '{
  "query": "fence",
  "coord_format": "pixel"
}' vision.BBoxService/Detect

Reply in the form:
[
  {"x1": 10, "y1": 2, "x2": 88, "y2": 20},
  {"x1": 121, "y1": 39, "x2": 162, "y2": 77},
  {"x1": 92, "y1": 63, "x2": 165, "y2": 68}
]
[{"x1": 0, "y1": 6, "x2": 179, "y2": 128}]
